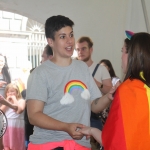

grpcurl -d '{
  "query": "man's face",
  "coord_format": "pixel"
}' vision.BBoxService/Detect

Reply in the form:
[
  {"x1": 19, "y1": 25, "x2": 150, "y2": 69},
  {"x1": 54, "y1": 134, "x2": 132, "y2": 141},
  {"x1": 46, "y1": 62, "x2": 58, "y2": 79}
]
[
  {"x1": 47, "y1": 26, "x2": 75, "y2": 59},
  {"x1": 76, "y1": 41, "x2": 92, "y2": 62},
  {"x1": 41, "y1": 49, "x2": 52, "y2": 63}
]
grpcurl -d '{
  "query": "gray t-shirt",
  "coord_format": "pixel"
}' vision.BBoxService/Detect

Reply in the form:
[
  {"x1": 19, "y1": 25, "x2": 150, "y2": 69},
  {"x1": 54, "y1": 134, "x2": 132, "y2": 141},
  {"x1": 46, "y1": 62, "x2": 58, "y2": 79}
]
[{"x1": 26, "y1": 59, "x2": 101, "y2": 148}]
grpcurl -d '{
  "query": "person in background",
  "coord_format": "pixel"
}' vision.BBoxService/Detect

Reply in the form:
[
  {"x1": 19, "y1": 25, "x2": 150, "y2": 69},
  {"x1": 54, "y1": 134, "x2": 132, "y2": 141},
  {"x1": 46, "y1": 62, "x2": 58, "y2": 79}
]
[
  {"x1": 41, "y1": 44, "x2": 53, "y2": 63},
  {"x1": 76, "y1": 37, "x2": 112, "y2": 95},
  {"x1": 76, "y1": 37, "x2": 112, "y2": 150},
  {"x1": 80, "y1": 31, "x2": 150, "y2": 149},
  {"x1": 20, "y1": 60, "x2": 32, "y2": 89},
  {"x1": 0, "y1": 94, "x2": 18, "y2": 150},
  {"x1": 0, "y1": 54, "x2": 11, "y2": 97},
  {"x1": 22, "y1": 45, "x2": 53, "y2": 148},
  {"x1": 10, "y1": 60, "x2": 32, "y2": 93},
  {"x1": 0, "y1": 54, "x2": 15, "y2": 149},
  {"x1": 21, "y1": 68, "x2": 35, "y2": 150},
  {"x1": 22, "y1": 44, "x2": 53, "y2": 148},
  {"x1": 98, "y1": 59, "x2": 121, "y2": 147},
  {"x1": 26, "y1": 15, "x2": 115, "y2": 150},
  {"x1": 0, "y1": 53, "x2": 11, "y2": 149},
  {"x1": 1, "y1": 83, "x2": 26, "y2": 150},
  {"x1": 99, "y1": 59, "x2": 121, "y2": 87}
]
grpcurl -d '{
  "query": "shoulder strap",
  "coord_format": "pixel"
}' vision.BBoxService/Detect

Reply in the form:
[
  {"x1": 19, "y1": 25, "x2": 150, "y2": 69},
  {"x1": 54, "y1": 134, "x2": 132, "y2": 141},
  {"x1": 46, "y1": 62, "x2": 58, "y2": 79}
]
[{"x1": 92, "y1": 64, "x2": 100, "y2": 77}]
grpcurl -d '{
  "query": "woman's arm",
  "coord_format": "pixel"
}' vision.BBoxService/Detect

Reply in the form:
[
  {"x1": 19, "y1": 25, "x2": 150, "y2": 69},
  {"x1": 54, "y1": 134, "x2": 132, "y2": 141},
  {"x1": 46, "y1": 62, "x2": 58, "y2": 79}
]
[{"x1": 80, "y1": 127, "x2": 102, "y2": 145}]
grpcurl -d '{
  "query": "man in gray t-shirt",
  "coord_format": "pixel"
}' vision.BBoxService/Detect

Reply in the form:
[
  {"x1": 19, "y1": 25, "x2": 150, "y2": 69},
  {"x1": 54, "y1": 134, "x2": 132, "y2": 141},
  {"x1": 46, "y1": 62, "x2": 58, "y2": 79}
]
[
  {"x1": 27, "y1": 59, "x2": 101, "y2": 148},
  {"x1": 26, "y1": 15, "x2": 115, "y2": 150}
]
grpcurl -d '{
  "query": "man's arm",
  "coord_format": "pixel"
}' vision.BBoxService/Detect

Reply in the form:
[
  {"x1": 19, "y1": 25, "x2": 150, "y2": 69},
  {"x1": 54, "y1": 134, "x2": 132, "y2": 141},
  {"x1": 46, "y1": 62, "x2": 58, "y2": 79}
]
[
  {"x1": 94, "y1": 78, "x2": 112, "y2": 94},
  {"x1": 101, "y1": 78, "x2": 112, "y2": 94},
  {"x1": 27, "y1": 99, "x2": 84, "y2": 140},
  {"x1": 91, "y1": 87, "x2": 115, "y2": 113}
]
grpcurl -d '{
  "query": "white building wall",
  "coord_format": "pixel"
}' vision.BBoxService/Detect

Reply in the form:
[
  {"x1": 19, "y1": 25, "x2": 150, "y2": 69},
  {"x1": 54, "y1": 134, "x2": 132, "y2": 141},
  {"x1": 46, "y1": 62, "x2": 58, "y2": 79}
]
[{"x1": 0, "y1": 0, "x2": 149, "y2": 79}]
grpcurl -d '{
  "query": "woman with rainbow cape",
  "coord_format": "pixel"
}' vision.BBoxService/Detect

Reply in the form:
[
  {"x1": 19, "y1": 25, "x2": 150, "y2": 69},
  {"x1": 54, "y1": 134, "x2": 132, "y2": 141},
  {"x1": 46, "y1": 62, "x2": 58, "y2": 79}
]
[{"x1": 80, "y1": 31, "x2": 150, "y2": 150}]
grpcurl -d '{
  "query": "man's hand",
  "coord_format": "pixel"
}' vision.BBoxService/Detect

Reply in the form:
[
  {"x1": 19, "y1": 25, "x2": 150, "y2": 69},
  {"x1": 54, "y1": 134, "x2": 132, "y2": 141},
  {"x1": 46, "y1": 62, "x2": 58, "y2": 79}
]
[{"x1": 64, "y1": 123, "x2": 85, "y2": 140}]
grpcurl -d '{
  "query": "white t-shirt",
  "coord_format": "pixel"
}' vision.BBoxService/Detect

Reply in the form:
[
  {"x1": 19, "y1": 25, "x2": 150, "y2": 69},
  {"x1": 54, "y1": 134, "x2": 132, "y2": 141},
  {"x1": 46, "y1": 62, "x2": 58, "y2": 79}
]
[
  {"x1": 112, "y1": 77, "x2": 120, "y2": 86},
  {"x1": 89, "y1": 62, "x2": 111, "y2": 82}
]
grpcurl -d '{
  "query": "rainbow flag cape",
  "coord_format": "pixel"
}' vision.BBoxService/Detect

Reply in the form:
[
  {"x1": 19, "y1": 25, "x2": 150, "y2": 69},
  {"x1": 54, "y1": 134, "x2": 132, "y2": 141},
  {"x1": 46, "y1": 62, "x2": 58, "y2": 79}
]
[{"x1": 102, "y1": 79, "x2": 150, "y2": 150}]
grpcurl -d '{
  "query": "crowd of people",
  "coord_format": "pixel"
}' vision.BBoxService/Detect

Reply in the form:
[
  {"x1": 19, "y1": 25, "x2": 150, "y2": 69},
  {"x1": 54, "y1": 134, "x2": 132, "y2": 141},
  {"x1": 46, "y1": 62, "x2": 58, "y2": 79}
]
[{"x1": 0, "y1": 15, "x2": 150, "y2": 150}]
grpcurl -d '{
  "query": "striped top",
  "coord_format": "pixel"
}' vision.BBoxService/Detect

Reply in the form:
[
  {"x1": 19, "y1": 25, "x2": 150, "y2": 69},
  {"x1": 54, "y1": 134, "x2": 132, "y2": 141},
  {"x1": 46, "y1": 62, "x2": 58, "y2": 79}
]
[{"x1": 102, "y1": 79, "x2": 150, "y2": 150}]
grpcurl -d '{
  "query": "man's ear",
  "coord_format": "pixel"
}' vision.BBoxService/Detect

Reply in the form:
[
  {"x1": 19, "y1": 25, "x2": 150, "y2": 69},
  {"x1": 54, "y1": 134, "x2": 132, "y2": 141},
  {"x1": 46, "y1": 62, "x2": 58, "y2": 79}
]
[
  {"x1": 90, "y1": 47, "x2": 93, "y2": 54},
  {"x1": 47, "y1": 38, "x2": 53, "y2": 47}
]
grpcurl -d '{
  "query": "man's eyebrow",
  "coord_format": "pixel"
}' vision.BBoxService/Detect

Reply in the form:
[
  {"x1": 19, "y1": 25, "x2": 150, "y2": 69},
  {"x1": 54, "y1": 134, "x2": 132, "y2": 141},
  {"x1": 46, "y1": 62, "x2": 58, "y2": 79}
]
[
  {"x1": 82, "y1": 46, "x2": 86, "y2": 49},
  {"x1": 58, "y1": 33, "x2": 66, "y2": 36},
  {"x1": 58, "y1": 31, "x2": 74, "y2": 36}
]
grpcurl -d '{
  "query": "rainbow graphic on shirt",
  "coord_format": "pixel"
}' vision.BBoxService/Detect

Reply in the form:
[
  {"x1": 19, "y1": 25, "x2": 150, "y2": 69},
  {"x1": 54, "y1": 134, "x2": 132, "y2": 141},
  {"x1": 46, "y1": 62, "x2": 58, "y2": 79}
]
[
  {"x1": 64, "y1": 80, "x2": 87, "y2": 94},
  {"x1": 60, "y1": 80, "x2": 90, "y2": 105}
]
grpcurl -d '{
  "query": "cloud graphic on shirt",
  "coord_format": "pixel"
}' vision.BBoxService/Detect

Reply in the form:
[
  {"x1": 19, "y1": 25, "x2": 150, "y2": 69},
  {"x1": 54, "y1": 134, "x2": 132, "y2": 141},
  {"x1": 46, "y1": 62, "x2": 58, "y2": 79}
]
[
  {"x1": 60, "y1": 93, "x2": 74, "y2": 105},
  {"x1": 81, "y1": 89, "x2": 90, "y2": 100}
]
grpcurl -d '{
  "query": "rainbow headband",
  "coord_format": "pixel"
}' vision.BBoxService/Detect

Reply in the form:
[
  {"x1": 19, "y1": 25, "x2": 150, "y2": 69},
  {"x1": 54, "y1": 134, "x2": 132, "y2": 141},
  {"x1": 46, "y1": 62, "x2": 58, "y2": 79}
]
[
  {"x1": 64, "y1": 80, "x2": 87, "y2": 94},
  {"x1": 125, "y1": 30, "x2": 134, "y2": 40}
]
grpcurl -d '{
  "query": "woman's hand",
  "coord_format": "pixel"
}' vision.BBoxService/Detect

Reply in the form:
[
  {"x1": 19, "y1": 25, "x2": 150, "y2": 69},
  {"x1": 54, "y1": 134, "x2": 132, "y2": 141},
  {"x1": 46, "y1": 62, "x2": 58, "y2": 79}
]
[
  {"x1": 79, "y1": 126, "x2": 92, "y2": 136},
  {"x1": 80, "y1": 126, "x2": 102, "y2": 145}
]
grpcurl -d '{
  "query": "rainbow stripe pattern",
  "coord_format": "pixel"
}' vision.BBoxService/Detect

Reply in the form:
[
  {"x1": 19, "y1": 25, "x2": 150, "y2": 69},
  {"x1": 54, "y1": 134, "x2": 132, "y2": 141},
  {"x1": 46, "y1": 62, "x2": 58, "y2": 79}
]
[
  {"x1": 64, "y1": 80, "x2": 87, "y2": 94},
  {"x1": 102, "y1": 79, "x2": 150, "y2": 150}
]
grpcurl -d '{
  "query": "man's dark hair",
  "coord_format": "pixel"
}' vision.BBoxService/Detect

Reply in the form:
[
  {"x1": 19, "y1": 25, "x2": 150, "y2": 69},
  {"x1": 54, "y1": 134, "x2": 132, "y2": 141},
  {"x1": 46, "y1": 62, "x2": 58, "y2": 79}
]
[
  {"x1": 45, "y1": 15, "x2": 74, "y2": 40},
  {"x1": 45, "y1": 44, "x2": 53, "y2": 56}
]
